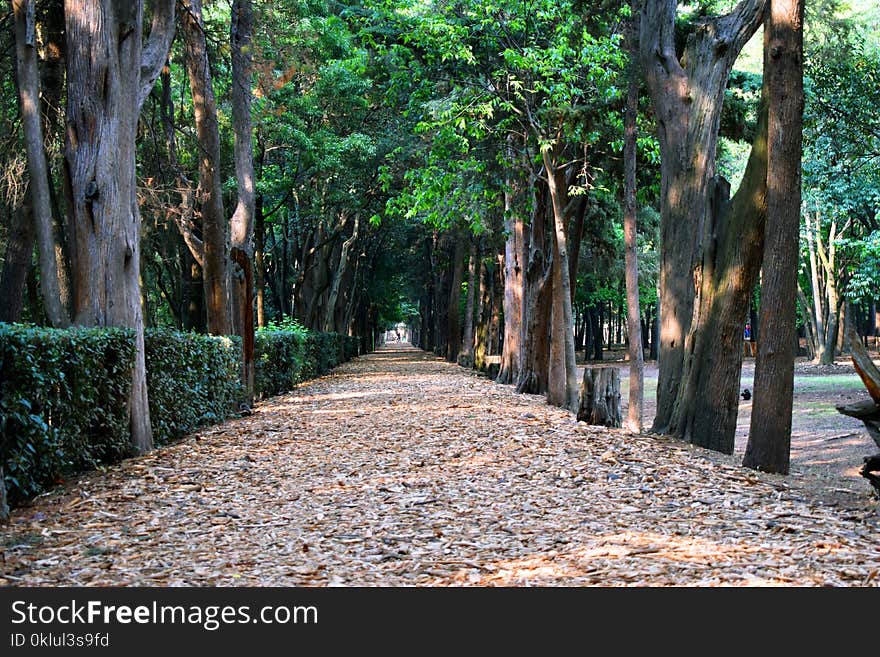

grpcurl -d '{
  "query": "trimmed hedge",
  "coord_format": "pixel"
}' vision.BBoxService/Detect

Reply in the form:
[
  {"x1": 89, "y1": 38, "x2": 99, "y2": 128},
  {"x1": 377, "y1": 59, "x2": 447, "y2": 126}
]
[
  {"x1": 0, "y1": 325, "x2": 136, "y2": 504},
  {"x1": 145, "y1": 329, "x2": 242, "y2": 446},
  {"x1": 1, "y1": 323, "x2": 361, "y2": 507},
  {"x1": 254, "y1": 330, "x2": 361, "y2": 400},
  {"x1": 254, "y1": 330, "x2": 306, "y2": 398}
]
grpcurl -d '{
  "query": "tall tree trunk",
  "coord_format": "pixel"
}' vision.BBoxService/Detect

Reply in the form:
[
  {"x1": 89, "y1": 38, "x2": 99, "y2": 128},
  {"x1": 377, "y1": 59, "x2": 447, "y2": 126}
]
[
  {"x1": 473, "y1": 257, "x2": 491, "y2": 371},
  {"x1": 182, "y1": 0, "x2": 230, "y2": 336},
  {"x1": 460, "y1": 237, "x2": 478, "y2": 366},
  {"x1": 445, "y1": 230, "x2": 466, "y2": 362},
  {"x1": 13, "y1": 0, "x2": 69, "y2": 327},
  {"x1": 255, "y1": 194, "x2": 266, "y2": 328},
  {"x1": 0, "y1": 199, "x2": 35, "y2": 323},
  {"x1": 489, "y1": 254, "x2": 504, "y2": 356},
  {"x1": 65, "y1": 0, "x2": 176, "y2": 453},
  {"x1": 745, "y1": 0, "x2": 804, "y2": 474},
  {"x1": 672, "y1": 91, "x2": 769, "y2": 453},
  {"x1": 623, "y1": 1, "x2": 644, "y2": 432},
  {"x1": 39, "y1": 0, "x2": 74, "y2": 317},
  {"x1": 498, "y1": 168, "x2": 526, "y2": 383},
  {"x1": 640, "y1": 0, "x2": 766, "y2": 433},
  {"x1": 230, "y1": 0, "x2": 255, "y2": 399},
  {"x1": 517, "y1": 183, "x2": 552, "y2": 395},
  {"x1": 544, "y1": 149, "x2": 579, "y2": 411},
  {"x1": 324, "y1": 215, "x2": 359, "y2": 332}
]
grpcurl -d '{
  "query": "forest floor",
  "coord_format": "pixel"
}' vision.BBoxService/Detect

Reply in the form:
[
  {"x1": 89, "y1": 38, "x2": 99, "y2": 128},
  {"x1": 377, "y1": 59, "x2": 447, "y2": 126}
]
[{"x1": 2, "y1": 345, "x2": 878, "y2": 586}]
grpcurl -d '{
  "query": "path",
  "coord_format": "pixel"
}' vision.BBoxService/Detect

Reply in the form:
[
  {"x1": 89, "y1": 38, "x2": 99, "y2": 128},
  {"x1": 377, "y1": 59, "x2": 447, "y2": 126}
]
[{"x1": 2, "y1": 346, "x2": 878, "y2": 586}]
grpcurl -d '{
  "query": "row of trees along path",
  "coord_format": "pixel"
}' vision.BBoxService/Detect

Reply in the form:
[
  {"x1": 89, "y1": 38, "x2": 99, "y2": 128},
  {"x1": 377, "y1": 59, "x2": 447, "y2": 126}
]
[{"x1": 3, "y1": 345, "x2": 877, "y2": 586}]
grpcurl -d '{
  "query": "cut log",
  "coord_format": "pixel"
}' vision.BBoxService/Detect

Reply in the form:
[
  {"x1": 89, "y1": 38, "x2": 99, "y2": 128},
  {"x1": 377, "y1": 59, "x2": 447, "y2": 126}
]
[
  {"x1": 835, "y1": 399, "x2": 880, "y2": 450},
  {"x1": 848, "y1": 328, "x2": 880, "y2": 405},
  {"x1": 578, "y1": 367, "x2": 621, "y2": 428},
  {"x1": 838, "y1": 330, "x2": 880, "y2": 494}
]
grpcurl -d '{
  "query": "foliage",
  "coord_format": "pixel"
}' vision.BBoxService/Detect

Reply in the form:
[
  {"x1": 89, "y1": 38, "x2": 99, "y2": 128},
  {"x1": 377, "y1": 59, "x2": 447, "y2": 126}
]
[
  {"x1": 145, "y1": 330, "x2": 243, "y2": 446},
  {"x1": 1, "y1": 324, "x2": 358, "y2": 506},
  {"x1": 255, "y1": 328, "x2": 308, "y2": 398},
  {"x1": 0, "y1": 325, "x2": 136, "y2": 504},
  {"x1": 255, "y1": 326, "x2": 359, "y2": 399}
]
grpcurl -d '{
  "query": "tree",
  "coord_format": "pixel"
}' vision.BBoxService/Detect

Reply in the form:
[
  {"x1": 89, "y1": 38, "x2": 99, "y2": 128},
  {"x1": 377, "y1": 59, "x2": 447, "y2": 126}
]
[
  {"x1": 64, "y1": 0, "x2": 176, "y2": 453},
  {"x1": 181, "y1": 0, "x2": 231, "y2": 336},
  {"x1": 230, "y1": 0, "x2": 256, "y2": 400},
  {"x1": 11, "y1": 0, "x2": 69, "y2": 328},
  {"x1": 639, "y1": 0, "x2": 765, "y2": 434},
  {"x1": 745, "y1": 0, "x2": 805, "y2": 474},
  {"x1": 623, "y1": 0, "x2": 644, "y2": 432}
]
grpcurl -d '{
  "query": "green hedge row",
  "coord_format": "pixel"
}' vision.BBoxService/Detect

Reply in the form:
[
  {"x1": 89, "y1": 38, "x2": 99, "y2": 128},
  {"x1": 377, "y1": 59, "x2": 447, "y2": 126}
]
[
  {"x1": 145, "y1": 329, "x2": 242, "y2": 446},
  {"x1": 0, "y1": 326, "x2": 135, "y2": 503},
  {"x1": 1, "y1": 324, "x2": 361, "y2": 506},
  {"x1": 254, "y1": 330, "x2": 360, "y2": 399}
]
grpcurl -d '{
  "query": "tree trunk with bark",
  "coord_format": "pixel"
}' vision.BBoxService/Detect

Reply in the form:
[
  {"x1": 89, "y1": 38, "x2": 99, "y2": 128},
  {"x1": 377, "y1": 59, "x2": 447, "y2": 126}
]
[
  {"x1": 459, "y1": 238, "x2": 478, "y2": 367},
  {"x1": 578, "y1": 367, "x2": 622, "y2": 427},
  {"x1": 624, "y1": 2, "x2": 644, "y2": 432},
  {"x1": 64, "y1": 0, "x2": 176, "y2": 453},
  {"x1": 498, "y1": 168, "x2": 526, "y2": 384},
  {"x1": 445, "y1": 230, "x2": 466, "y2": 362},
  {"x1": 182, "y1": 0, "x2": 230, "y2": 336},
  {"x1": 323, "y1": 215, "x2": 359, "y2": 333},
  {"x1": 673, "y1": 93, "x2": 769, "y2": 453},
  {"x1": 543, "y1": 148, "x2": 579, "y2": 411},
  {"x1": 0, "y1": 199, "x2": 35, "y2": 323},
  {"x1": 473, "y1": 257, "x2": 492, "y2": 371},
  {"x1": 517, "y1": 183, "x2": 552, "y2": 395},
  {"x1": 639, "y1": 0, "x2": 766, "y2": 433},
  {"x1": 13, "y1": 0, "x2": 69, "y2": 327},
  {"x1": 229, "y1": 0, "x2": 255, "y2": 399},
  {"x1": 744, "y1": 0, "x2": 804, "y2": 474}
]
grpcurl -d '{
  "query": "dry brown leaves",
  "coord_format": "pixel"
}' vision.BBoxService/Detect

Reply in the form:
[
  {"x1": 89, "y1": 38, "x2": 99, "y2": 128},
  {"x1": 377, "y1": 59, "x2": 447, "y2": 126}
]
[{"x1": 2, "y1": 346, "x2": 878, "y2": 587}]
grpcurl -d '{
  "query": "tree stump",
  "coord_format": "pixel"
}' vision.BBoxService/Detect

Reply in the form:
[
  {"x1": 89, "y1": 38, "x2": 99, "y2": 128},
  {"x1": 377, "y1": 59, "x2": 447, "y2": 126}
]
[
  {"x1": 836, "y1": 329, "x2": 880, "y2": 495},
  {"x1": 578, "y1": 367, "x2": 621, "y2": 427}
]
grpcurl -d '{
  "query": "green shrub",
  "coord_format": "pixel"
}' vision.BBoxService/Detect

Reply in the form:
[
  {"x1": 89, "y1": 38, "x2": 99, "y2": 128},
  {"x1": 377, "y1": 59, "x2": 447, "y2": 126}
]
[
  {"x1": 255, "y1": 328, "x2": 357, "y2": 399},
  {"x1": 0, "y1": 325, "x2": 136, "y2": 504},
  {"x1": 144, "y1": 329, "x2": 242, "y2": 445},
  {"x1": 344, "y1": 335, "x2": 360, "y2": 361},
  {"x1": 254, "y1": 330, "x2": 306, "y2": 399},
  {"x1": 1, "y1": 320, "x2": 358, "y2": 508}
]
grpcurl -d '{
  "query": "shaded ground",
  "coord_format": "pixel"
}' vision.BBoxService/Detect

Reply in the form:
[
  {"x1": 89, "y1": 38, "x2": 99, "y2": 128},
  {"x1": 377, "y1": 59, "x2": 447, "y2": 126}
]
[
  {"x1": 582, "y1": 354, "x2": 879, "y2": 502},
  {"x1": 2, "y1": 345, "x2": 878, "y2": 587}
]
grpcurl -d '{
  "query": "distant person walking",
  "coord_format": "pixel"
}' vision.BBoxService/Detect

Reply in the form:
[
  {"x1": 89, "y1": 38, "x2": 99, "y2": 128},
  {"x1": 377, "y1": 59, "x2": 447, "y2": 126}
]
[{"x1": 743, "y1": 322, "x2": 756, "y2": 357}]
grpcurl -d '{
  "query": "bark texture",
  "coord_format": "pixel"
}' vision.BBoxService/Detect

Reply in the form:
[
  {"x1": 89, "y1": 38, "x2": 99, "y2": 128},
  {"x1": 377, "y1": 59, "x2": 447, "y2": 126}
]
[
  {"x1": 673, "y1": 90, "x2": 769, "y2": 453},
  {"x1": 543, "y1": 149, "x2": 579, "y2": 411},
  {"x1": 639, "y1": 0, "x2": 766, "y2": 433},
  {"x1": 13, "y1": 0, "x2": 69, "y2": 327},
  {"x1": 744, "y1": 0, "x2": 804, "y2": 474},
  {"x1": 230, "y1": 0, "x2": 256, "y2": 399},
  {"x1": 623, "y1": 2, "x2": 644, "y2": 432},
  {"x1": 182, "y1": 0, "x2": 231, "y2": 336},
  {"x1": 578, "y1": 367, "x2": 622, "y2": 428},
  {"x1": 64, "y1": 0, "x2": 176, "y2": 453}
]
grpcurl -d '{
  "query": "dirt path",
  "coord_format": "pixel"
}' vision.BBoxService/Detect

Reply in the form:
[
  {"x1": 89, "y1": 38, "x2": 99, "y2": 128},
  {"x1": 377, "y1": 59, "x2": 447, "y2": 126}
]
[{"x1": 2, "y1": 346, "x2": 878, "y2": 586}]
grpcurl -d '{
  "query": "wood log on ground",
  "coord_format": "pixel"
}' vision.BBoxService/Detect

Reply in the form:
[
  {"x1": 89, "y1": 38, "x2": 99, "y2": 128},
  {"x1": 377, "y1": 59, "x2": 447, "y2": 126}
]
[
  {"x1": 578, "y1": 367, "x2": 621, "y2": 428},
  {"x1": 835, "y1": 329, "x2": 880, "y2": 494},
  {"x1": 835, "y1": 399, "x2": 880, "y2": 450},
  {"x1": 848, "y1": 328, "x2": 880, "y2": 405}
]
